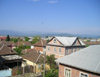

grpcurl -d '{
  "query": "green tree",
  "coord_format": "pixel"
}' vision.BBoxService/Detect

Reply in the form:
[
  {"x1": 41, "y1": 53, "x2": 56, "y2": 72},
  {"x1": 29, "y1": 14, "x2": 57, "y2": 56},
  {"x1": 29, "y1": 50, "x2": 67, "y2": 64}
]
[
  {"x1": 6, "y1": 35, "x2": 10, "y2": 41},
  {"x1": 11, "y1": 38, "x2": 18, "y2": 43},
  {"x1": 31, "y1": 36, "x2": 41, "y2": 44},
  {"x1": 24, "y1": 37, "x2": 30, "y2": 41},
  {"x1": 46, "y1": 55, "x2": 57, "y2": 69},
  {"x1": 45, "y1": 69, "x2": 58, "y2": 77},
  {"x1": 14, "y1": 47, "x2": 22, "y2": 55}
]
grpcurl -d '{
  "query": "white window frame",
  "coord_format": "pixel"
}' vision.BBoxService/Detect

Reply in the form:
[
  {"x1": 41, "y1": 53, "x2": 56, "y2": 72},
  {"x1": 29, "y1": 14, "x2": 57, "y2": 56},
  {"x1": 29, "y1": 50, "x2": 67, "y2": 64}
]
[
  {"x1": 80, "y1": 72, "x2": 88, "y2": 77},
  {"x1": 64, "y1": 67, "x2": 71, "y2": 77}
]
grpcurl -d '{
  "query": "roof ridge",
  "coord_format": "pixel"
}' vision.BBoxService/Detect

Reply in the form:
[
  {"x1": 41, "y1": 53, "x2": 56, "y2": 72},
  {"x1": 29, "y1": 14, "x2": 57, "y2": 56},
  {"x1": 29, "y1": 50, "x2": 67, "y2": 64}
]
[{"x1": 0, "y1": 44, "x2": 4, "y2": 51}]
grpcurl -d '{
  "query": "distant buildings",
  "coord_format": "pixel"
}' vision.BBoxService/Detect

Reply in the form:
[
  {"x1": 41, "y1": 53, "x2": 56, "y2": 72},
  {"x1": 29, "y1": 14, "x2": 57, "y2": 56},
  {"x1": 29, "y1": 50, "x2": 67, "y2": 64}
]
[
  {"x1": 0, "y1": 36, "x2": 6, "y2": 41},
  {"x1": 56, "y1": 45, "x2": 100, "y2": 77},
  {"x1": 46, "y1": 36, "x2": 85, "y2": 58},
  {"x1": 84, "y1": 41, "x2": 100, "y2": 46}
]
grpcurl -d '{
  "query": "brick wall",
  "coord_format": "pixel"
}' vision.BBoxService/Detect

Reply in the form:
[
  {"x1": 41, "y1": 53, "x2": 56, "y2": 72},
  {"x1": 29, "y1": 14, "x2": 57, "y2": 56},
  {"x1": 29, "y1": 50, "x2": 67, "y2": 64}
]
[
  {"x1": 46, "y1": 45, "x2": 65, "y2": 58},
  {"x1": 59, "y1": 64, "x2": 100, "y2": 77},
  {"x1": 34, "y1": 46, "x2": 43, "y2": 52}
]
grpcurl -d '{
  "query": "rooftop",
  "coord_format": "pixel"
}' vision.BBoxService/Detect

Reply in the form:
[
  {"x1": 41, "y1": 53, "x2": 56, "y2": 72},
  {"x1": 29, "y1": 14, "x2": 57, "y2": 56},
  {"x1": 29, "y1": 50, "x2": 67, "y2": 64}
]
[
  {"x1": 1, "y1": 55, "x2": 22, "y2": 60},
  {"x1": 34, "y1": 39, "x2": 47, "y2": 47},
  {"x1": 54, "y1": 36, "x2": 85, "y2": 46},
  {"x1": 56, "y1": 45, "x2": 100, "y2": 74}
]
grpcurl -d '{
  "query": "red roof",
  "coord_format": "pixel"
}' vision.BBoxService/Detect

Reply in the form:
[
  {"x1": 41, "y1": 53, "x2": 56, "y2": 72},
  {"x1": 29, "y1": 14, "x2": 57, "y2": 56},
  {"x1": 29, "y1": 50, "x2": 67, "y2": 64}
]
[{"x1": 0, "y1": 37, "x2": 6, "y2": 40}]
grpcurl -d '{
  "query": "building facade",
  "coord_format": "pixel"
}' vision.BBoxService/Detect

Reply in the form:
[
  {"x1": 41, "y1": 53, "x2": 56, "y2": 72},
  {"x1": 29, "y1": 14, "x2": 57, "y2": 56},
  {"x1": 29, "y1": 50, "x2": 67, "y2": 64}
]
[
  {"x1": 56, "y1": 45, "x2": 100, "y2": 77},
  {"x1": 46, "y1": 37, "x2": 85, "y2": 58}
]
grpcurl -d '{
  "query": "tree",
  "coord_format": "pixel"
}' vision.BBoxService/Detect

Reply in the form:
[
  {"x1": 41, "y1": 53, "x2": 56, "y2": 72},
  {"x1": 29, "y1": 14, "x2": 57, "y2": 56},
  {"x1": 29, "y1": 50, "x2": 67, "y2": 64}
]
[
  {"x1": 24, "y1": 37, "x2": 30, "y2": 41},
  {"x1": 6, "y1": 35, "x2": 10, "y2": 41},
  {"x1": 11, "y1": 38, "x2": 18, "y2": 43},
  {"x1": 14, "y1": 47, "x2": 22, "y2": 55},
  {"x1": 45, "y1": 69, "x2": 58, "y2": 77},
  {"x1": 31, "y1": 36, "x2": 41, "y2": 44},
  {"x1": 46, "y1": 55, "x2": 57, "y2": 69}
]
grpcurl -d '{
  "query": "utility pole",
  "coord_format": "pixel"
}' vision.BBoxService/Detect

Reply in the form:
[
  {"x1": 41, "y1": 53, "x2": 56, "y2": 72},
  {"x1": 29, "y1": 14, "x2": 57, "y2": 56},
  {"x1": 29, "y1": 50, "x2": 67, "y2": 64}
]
[
  {"x1": 41, "y1": 39, "x2": 46, "y2": 77},
  {"x1": 43, "y1": 50, "x2": 46, "y2": 77}
]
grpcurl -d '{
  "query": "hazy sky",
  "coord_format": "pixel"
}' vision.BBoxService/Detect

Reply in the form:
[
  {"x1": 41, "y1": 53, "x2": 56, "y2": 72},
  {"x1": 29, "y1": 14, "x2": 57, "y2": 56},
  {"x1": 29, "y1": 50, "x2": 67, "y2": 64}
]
[{"x1": 0, "y1": 0, "x2": 100, "y2": 35}]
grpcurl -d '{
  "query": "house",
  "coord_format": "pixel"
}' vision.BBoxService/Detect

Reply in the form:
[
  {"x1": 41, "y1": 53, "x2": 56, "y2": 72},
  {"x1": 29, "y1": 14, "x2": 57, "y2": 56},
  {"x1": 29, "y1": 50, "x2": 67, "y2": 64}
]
[
  {"x1": 21, "y1": 49, "x2": 50, "y2": 74},
  {"x1": 0, "y1": 42, "x2": 23, "y2": 76},
  {"x1": 0, "y1": 43, "x2": 22, "y2": 68},
  {"x1": 0, "y1": 36, "x2": 6, "y2": 41},
  {"x1": 46, "y1": 36, "x2": 85, "y2": 58},
  {"x1": 34, "y1": 39, "x2": 47, "y2": 52},
  {"x1": 15, "y1": 41, "x2": 31, "y2": 47},
  {"x1": 56, "y1": 45, "x2": 100, "y2": 77}
]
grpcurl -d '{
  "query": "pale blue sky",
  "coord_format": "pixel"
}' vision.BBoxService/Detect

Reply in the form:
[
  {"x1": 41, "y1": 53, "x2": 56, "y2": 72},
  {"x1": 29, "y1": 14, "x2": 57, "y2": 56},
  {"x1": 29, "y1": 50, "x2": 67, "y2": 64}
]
[{"x1": 0, "y1": 0, "x2": 100, "y2": 35}]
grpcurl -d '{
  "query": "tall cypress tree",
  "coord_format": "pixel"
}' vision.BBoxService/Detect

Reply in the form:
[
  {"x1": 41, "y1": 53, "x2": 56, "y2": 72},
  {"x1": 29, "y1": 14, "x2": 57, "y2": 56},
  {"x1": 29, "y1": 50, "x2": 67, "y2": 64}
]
[{"x1": 6, "y1": 35, "x2": 10, "y2": 41}]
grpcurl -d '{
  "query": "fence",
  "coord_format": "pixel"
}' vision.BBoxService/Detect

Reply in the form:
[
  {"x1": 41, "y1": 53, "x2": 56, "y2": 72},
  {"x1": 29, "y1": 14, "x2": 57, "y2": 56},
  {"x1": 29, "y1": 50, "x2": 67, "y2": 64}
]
[{"x1": 12, "y1": 65, "x2": 34, "y2": 76}]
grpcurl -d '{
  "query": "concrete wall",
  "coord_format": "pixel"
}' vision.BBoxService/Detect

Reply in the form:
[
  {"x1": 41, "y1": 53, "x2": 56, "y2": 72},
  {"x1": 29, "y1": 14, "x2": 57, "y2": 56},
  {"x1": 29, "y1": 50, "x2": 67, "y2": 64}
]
[{"x1": 0, "y1": 69, "x2": 12, "y2": 77}]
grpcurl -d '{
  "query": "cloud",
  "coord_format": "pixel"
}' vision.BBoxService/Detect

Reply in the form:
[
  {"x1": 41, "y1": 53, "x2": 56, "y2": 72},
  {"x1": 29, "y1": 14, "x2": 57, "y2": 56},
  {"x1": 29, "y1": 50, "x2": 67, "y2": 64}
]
[
  {"x1": 48, "y1": 0, "x2": 58, "y2": 4},
  {"x1": 32, "y1": 0, "x2": 40, "y2": 2}
]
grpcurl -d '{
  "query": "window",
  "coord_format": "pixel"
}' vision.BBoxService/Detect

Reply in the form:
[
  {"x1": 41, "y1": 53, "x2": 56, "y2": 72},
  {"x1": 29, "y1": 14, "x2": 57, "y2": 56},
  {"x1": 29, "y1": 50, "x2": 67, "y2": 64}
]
[
  {"x1": 65, "y1": 68, "x2": 71, "y2": 77},
  {"x1": 59, "y1": 48, "x2": 61, "y2": 53},
  {"x1": 71, "y1": 48, "x2": 73, "y2": 53},
  {"x1": 54, "y1": 48, "x2": 56, "y2": 52},
  {"x1": 48, "y1": 47, "x2": 50, "y2": 51},
  {"x1": 80, "y1": 72, "x2": 88, "y2": 77},
  {"x1": 65, "y1": 49, "x2": 69, "y2": 55},
  {"x1": 54, "y1": 39, "x2": 56, "y2": 43}
]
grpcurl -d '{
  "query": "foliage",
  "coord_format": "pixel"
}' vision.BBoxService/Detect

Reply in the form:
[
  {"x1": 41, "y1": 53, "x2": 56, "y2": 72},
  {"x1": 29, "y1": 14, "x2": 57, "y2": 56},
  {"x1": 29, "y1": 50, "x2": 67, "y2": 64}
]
[
  {"x1": 46, "y1": 39, "x2": 50, "y2": 43},
  {"x1": 45, "y1": 55, "x2": 58, "y2": 77},
  {"x1": 6, "y1": 35, "x2": 10, "y2": 41},
  {"x1": 17, "y1": 69, "x2": 22, "y2": 75},
  {"x1": 11, "y1": 38, "x2": 18, "y2": 43},
  {"x1": 46, "y1": 55, "x2": 57, "y2": 69},
  {"x1": 86, "y1": 44, "x2": 89, "y2": 47},
  {"x1": 14, "y1": 47, "x2": 22, "y2": 55},
  {"x1": 19, "y1": 45, "x2": 30, "y2": 49},
  {"x1": 24, "y1": 37, "x2": 30, "y2": 41},
  {"x1": 45, "y1": 69, "x2": 58, "y2": 77},
  {"x1": 31, "y1": 36, "x2": 41, "y2": 44},
  {"x1": 86, "y1": 40, "x2": 90, "y2": 42}
]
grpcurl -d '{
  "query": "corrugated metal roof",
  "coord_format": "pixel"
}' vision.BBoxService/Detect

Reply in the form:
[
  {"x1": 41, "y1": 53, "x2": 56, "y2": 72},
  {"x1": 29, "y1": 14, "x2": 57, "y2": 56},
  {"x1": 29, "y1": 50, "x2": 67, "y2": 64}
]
[
  {"x1": 55, "y1": 36, "x2": 85, "y2": 46},
  {"x1": 56, "y1": 45, "x2": 100, "y2": 74}
]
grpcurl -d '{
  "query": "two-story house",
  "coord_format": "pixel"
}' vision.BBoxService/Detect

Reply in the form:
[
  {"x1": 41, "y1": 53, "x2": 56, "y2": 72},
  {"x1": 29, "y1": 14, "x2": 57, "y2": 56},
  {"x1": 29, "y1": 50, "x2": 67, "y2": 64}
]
[
  {"x1": 56, "y1": 45, "x2": 100, "y2": 77},
  {"x1": 46, "y1": 36, "x2": 85, "y2": 58}
]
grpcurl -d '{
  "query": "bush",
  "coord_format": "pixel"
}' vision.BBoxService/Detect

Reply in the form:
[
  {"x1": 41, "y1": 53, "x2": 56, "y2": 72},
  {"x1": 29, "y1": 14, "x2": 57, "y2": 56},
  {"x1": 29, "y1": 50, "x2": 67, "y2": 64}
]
[{"x1": 45, "y1": 69, "x2": 58, "y2": 77}]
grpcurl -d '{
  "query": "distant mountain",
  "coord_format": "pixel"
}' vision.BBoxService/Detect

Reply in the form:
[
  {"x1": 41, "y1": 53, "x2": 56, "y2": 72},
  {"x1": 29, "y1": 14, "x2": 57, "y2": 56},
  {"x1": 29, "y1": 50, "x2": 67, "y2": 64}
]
[{"x1": 0, "y1": 30, "x2": 100, "y2": 38}]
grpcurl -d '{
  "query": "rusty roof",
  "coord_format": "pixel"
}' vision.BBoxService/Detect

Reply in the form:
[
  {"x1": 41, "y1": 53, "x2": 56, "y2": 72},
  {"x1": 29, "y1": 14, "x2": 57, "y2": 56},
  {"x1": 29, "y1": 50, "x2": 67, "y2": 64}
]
[
  {"x1": 0, "y1": 44, "x2": 16, "y2": 56},
  {"x1": 22, "y1": 49, "x2": 44, "y2": 64},
  {"x1": 34, "y1": 39, "x2": 47, "y2": 47}
]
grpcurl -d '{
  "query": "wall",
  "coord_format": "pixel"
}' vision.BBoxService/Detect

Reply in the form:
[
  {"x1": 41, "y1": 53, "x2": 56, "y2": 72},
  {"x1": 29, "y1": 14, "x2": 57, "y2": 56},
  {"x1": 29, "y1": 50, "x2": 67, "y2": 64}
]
[
  {"x1": 34, "y1": 46, "x2": 43, "y2": 52},
  {"x1": 46, "y1": 45, "x2": 65, "y2": 58},
  {"x1": 0, "y1": 69, "x2": 12, "y2": 77},
  {"x1": 59, "y1": 64, "x2": 100, "y2": 77}
]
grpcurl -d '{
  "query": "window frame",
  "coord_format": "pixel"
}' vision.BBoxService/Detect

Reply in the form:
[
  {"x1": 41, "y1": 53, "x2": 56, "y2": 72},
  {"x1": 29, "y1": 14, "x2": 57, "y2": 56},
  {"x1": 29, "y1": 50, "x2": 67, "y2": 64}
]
[
  {"x1": 48, "y1": 47, "x2": 50, "y2": 51},
  {"x1": 54, "y1": 38, "x2": 56, "y2": 43},
  {"x1": 64, "y1": 67, "x2": 71, "y2": 77},
  {"x1": 80, "y1": 72, "x2": 88, "y2": 77}
]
